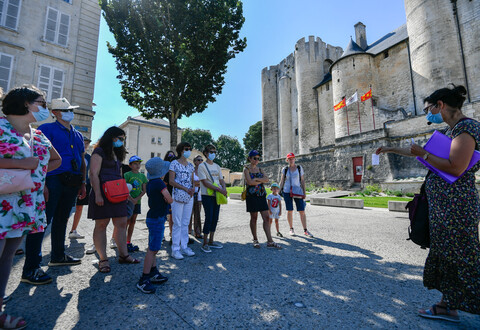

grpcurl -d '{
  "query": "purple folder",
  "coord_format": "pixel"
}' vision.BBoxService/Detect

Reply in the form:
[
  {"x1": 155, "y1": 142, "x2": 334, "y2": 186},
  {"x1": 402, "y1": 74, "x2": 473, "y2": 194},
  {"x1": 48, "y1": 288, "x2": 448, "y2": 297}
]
[{"x1": 416, "y1": 130, "x2": 480, "y2": 184}]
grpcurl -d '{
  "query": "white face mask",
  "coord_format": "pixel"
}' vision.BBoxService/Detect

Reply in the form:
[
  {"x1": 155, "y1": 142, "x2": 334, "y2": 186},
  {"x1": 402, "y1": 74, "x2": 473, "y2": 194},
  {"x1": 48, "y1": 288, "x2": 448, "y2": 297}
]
[
  {"x1": 32, "y1": 105, "x2": 50, "y2": 122},
  {"x1": 61, "y1": 111, "x2": 74, "y2": 122}
]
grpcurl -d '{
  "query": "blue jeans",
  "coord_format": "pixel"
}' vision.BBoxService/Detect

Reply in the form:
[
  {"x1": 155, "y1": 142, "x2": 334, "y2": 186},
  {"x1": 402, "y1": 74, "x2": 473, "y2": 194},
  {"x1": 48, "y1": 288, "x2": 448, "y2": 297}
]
[
  {"x1": 146, "y1": 216, "x2": 166, "y2": 251},
  {"x1": 283, "y1": 192, "x2": 306, "y2": 211},
  {"x1": 23, "y1": 175, "x2": 79, "y2": 274},
  {"x1": 202, "y1": 195, "x2": 220, "y2": 235}
]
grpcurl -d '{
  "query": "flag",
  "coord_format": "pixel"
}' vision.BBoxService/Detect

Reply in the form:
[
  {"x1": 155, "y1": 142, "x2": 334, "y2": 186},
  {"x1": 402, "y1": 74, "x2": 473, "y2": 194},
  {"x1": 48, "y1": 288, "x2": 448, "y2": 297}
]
[
  {"x1": 361, "y1": 89, "x2": 372, "y2": 102},
  {"x1": 334, "y1": 98, "x2": 346, "y2": 111},
  {"x1": 346, "y1": 92, "x2": 358, "y2": 106}
]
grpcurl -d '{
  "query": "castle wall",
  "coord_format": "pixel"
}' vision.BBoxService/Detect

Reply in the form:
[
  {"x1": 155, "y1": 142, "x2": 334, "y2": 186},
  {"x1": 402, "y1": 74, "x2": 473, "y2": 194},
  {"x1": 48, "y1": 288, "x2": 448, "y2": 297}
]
[
  {"x1": 277, "y1": 54, "x2": 295, "y2": 157},
  {"x1": 261, "y1": 66, "x2": 279, "y2": 160},
  {"x1": 316, "y1": 82, "x2": 335, "y2": 147}
]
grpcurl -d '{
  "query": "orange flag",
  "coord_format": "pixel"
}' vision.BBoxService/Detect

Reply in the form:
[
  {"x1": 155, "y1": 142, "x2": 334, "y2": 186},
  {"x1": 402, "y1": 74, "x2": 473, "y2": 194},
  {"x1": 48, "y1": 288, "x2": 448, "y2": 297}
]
[
  {"x1": 361, "y1": 89, "x2": 372, "y2": 102},
  {"x1": 334, "y1": 98, "x2": 346, "y2": 111}
]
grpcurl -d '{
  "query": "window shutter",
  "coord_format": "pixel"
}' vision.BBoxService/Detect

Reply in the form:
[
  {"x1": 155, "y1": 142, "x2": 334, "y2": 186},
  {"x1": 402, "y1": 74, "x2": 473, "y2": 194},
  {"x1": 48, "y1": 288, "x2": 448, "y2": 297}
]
[
  {"x1": 58, "y1": 13, "x2": 69, "y2": 46},
  {"x1": 4, "y1": 0, "x2": 20, "y2": 30},
  {"x1": 51, "y1": 68, "x2": 64, "y2": 99},
  {"x1": 0, "y1": 53, "x2": 13, "y2": 91},
  {"x1": 45, "y1": 8, "x2": 57, "y2": 43},
  {"x1": 0, "y1": 1, "x2": 4, "y2": 23},
  {"x1": 38, "y1": 66, "x2": 64, "y2": 102}
]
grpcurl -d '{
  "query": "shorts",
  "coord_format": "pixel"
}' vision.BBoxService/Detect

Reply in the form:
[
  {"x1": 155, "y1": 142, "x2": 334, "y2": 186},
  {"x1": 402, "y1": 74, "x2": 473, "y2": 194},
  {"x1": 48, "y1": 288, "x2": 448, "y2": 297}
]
[
  {"x1": 283, "y1": 192, "x2": 305, "y2": 212},
  {"x1": 146, "y1": 216, "x2": 166, "y2": 251},
  {"x1": 133, "y1": 203, "x2": 141, "y2": 215},
  {"x1": 76, "y1": 183, "x2": 91, "y2": 206},
  {"x1": 126, "y1": 201, "x2": 135, "y2": 219},
  {"x1": 269, "y1": 209, "x2": 280, "y2": 219}
]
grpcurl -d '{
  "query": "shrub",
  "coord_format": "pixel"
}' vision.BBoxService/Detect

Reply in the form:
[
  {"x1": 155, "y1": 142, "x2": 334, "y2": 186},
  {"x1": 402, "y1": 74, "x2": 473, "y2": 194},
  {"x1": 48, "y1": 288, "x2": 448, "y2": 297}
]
[
  {"x1": 365, "y1": 184, "x2": 381, "y2": 193},
  {"x1": 394, "y1": 190, "x2": 403, "y2": 197},
  {"x1": 405, "y1": 192, "x2": 414, "y2": 197},
  {"x1": 305, "y1": 182, "x2": 316, "y2": 192}
]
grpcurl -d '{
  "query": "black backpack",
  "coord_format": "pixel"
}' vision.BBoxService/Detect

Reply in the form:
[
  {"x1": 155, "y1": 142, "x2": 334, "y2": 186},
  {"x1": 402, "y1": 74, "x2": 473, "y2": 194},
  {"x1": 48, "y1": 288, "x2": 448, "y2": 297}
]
[{"x1": 405, "y1": 172, "x2": 430, "y2": 249}]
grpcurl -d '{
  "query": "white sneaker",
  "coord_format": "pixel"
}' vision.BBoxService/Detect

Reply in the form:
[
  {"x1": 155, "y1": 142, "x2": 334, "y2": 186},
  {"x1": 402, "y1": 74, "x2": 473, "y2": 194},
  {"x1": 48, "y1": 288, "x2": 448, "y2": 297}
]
[
  {"x1": 69, "y1": 230, "x2": 85, "y2": 239},
  {"x1": 85, "y1": 244, "x2": 96, "y2": 254},
  {"x1": 181, "y1": 247, "x2": 195, "y2": 257},
  {"x1": 289, "y1": 228, "x2": 296, "y2": 236},
  {"x1": 304, "y1": 230, "x2": 314, "y2": 238},
  {"x1": 171, "y1": 250, "x2": 184, "y2": 260},
  {"x1": 110, "y1": 238, "x2": 117, "y2": 249}
]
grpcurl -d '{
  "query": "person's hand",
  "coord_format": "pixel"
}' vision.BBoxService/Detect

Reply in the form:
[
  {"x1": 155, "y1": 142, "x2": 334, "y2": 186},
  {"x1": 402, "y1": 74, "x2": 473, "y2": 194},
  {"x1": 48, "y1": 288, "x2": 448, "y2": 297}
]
[
  {"x1": 187, "y1": 187, "x2": 195, "y2": 197},
  {"x1": 220, "y1": 188, "x2": 228, "y2": 196},
  {"x1": 21, "y1": 157, "x2": 40, "y2": 170},
  {"x1": 410, "y1": 144, "x2": 426, "y2": 157},
  {"x1": 376, "y1": 146, "x2": 390, "y2": 155},
  {"x1": 95, "y1": 194, "x2": 104, "y2": 206},
  {"x1": 78, "y1": 184, "x2": 86, "y2": 199},
  {"x1": 268, "y1": 210, "x2": 272, "y2": 215},
  {"x1": 127, "y1": 196, "x2": 135, "y2": 203},
  {"x1": 43, "y1": 185, "x2": 49, "y2": 202},
  {"x1": 279, "y1": 212, "x2": 282, "y2": 217}
]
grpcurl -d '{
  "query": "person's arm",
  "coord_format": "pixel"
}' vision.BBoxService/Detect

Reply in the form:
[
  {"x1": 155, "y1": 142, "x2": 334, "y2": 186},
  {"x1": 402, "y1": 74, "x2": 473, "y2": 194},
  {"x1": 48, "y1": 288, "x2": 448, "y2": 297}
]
[
  {"x1": 256, "y1": 168, "x2": 269, "y2": 184},
  {"x1": 279, "y1": 168, "x2": 286, "y2": 191},
  {"x1": 411, "y1": 132, "x2": 476, "y2": 176},
  {"x1": 244, "y1": 168, "x2": 255, "y2": 186},
  {"x1": 376, "y1": 146, "x2": 414, "y2": 157},
  {"x1": 89, "y1": 153, "x2": 104, "y2": 206},
  {"x1": 77, "y1": 152, "x2": 87, "y2": 199},
  {"x1": 0, "y1": 157, "x2": 39, "y2": 170},
  {"x1": 169, "y1": 169, "x2": 189, "y2": 192},
  {"x1": 136, "y1": 182, "x2": 147, "y2": 203},
  {"x1": 267, "y1": 197, "x2": 272, "y2": 215},
  {"x1": 161, "y1": 187, "x2": 173, "y2": 204},
  {"x1": 47, "y1": 146, "x2": 62, "y2": 172},
  {"x1": 279, "y1": 199, "x2": 282, "y2": 217},
  {"x1": 299, "y1": 167, "x2": 306, "y2": 196}
]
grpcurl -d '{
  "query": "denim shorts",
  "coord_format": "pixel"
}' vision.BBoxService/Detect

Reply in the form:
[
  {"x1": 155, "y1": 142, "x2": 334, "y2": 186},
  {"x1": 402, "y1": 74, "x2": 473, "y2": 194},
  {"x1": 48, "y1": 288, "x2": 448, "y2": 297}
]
[
  {"x1": 146, "y1": 216, "x2": 166, "y2": 251},
  {"x1": 283, "y1": 192, "x2": 306, "y2": 212}
]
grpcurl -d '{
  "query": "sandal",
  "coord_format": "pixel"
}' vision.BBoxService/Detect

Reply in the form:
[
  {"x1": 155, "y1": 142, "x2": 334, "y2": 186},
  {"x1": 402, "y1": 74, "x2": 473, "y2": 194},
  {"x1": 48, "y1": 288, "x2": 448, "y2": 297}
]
[
  {"x1": 253, "y1": 240, "x2": 260, "y2": 249},
  {"x1": 418, "y1": 304, "x2": 460, "y2": 323},
  {"x1": 266, "y1": 241, "x2": 282, "y2": 249},
  {"x1": 98, "y1": 260, "x2": 111, "y2": 273},
  {"x1": 118, "y1": 254, "x2": 140, "y2": 264},
  {"x1": 0, "y1": 313, "x2": 27, "y2": 329}
]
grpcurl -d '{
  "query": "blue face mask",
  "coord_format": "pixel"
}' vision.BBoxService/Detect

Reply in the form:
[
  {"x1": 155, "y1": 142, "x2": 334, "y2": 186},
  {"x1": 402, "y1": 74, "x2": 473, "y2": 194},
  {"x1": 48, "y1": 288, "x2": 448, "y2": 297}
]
[
  {"x1": 183, "y1": 150, "x2": 191, "y2": 159},
  {"x1": 208, "y1": 153, "x2": 216, "y2": 161},
  {"x1": 32, "y1": 105, "x2": 50, "y2": 122},
  {"x1": 426, "y1": 111, "x2": 444, "y2": 124},
  {"x1": 113, "y1": 140, "x2": 123, "y2": 148}
]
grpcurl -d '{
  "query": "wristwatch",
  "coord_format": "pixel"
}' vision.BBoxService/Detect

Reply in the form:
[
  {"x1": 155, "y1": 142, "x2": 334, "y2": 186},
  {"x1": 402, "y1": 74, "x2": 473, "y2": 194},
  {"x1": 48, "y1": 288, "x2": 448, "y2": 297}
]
[{"x1": 423, "y1": 152, "x2": 430, "y2": 160}]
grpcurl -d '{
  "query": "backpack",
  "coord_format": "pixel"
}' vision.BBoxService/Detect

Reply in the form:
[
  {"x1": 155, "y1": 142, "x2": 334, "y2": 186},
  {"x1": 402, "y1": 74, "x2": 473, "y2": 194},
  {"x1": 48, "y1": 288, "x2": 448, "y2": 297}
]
[{"x1": 405, "y1": 172, "x2": 430, "y2": 249}]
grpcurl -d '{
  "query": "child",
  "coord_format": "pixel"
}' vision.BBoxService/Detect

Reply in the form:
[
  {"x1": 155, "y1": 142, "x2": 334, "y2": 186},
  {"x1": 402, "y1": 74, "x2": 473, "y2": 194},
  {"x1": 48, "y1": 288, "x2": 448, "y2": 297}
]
[
  {"x1": 124, "y1": 155, "x2": 148, "y2": 252},
  {"x1": 137, "y1": 157, "x2": 173, "y2": 294},
  {"x1": 267, "y1": 183, "x2": 283, "y2": 237}
]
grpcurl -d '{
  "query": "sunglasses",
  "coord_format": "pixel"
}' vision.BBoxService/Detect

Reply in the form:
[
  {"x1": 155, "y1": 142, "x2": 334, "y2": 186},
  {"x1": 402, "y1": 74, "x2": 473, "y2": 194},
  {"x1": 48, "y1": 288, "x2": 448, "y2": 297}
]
[
  {"x1": 33, "y1": 100, "x2": 47, "y2": 107},
  {"x1": 195, "y1": 158, "x2": 203, "y2": 162},
  {"x1": 184, "y1": 148, "x2": 192, "y2": 151},
  {"x1": 117, "y1": 137, "x2": 125, "y2": 142},
  {"x1": 253, "y1": 157, "x2": 260, "y2": 161},
  {"x1": 423, "y1": 104, "x2": 437, "y2": 114}
]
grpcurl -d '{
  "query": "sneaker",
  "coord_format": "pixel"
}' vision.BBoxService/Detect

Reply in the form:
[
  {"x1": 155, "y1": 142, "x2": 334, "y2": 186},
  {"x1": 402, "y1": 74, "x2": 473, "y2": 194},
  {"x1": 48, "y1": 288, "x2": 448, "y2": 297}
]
[
  {"x1": 110, "y1": 238, "x2": 117, "y2": 249},
  {"x1": 277, "y1": 232, "x2": 283, "y2": 237},
  {"x1": 171, "y1": 250, "x2": 184, "y2": 260},
  {"x1": 289, "y1": 228, "x2": 296, "y2": 236},
  {"x1": 48, "y1": 255, "x2": 81, "y2": 266},
  {"x1": 85, "y1": 244, "x2": 96, "y2": 254},
  {"x1": 69, "y1": 230, "x2": 85, "y2": 239},
  {"x1": 21, "y1": 268, "x2": 52, "y2": 285},
  {"x1": 187, "y1": 238, "x2": 194, "y2": 245},
  {"x1": 304, "y1": 230, "x2": 314, "y2": 238},
  {"x1": 3, "y1": 295, "x2": 11, "y2": 303},
  {"x1": 181, "y1": 247, "x2": 195, "y2": 257},
  {"x1": 127, "y1": 243, "x2": 139, "y2": 253},
  {"x1": 201, "y1": 245, "x2": 212, "y2": 253},
  {"x1": 136, "y1": 277, "x2": 156, "y2": 294},
  {"x1": 149, "y1": 268, "x2": 168, "y2": 284},
  {"x1": 208, "y1": 242, "x2": 223, "y2": 249}
]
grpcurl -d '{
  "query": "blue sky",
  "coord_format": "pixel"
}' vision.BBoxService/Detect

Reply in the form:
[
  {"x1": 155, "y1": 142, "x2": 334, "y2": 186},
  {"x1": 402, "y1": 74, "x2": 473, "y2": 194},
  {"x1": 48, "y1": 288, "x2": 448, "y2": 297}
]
[{"x1": 91, "y1": 0, "x2": 407, "y2": 144}]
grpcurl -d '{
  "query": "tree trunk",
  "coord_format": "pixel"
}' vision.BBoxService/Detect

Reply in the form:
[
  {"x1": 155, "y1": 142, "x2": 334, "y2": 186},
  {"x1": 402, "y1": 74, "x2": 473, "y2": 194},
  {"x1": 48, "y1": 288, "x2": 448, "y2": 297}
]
[{"x1": 169, "y1": 115, "x2": 178, "y2": 150}]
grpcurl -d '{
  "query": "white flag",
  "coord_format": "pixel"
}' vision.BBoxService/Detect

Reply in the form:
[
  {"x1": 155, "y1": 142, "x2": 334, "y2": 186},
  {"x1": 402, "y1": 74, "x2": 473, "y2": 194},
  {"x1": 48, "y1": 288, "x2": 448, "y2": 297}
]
[{"x1": 346, "y1": 92, "x2": 358, "y2": 106}]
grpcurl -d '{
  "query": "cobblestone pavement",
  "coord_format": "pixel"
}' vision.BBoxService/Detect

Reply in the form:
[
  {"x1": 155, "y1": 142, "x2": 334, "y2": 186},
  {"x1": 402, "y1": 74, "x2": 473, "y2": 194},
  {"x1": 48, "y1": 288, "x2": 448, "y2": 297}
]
[{"x1": 5, "y1": 197, "x2": 480, "y2": 329}]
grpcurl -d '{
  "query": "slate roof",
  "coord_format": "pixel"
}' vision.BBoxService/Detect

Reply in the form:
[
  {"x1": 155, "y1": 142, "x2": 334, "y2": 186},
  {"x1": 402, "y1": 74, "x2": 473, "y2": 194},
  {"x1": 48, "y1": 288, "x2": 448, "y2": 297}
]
[
  {"x1": 365, "y1": 24, "x2": 408, "y2": 55},
  {"x1": 341, "y1": 38, "x2": 366, "y2": 57},
  {"x1": 313, "y1": 72, "x2": 332, "y2": 89}
]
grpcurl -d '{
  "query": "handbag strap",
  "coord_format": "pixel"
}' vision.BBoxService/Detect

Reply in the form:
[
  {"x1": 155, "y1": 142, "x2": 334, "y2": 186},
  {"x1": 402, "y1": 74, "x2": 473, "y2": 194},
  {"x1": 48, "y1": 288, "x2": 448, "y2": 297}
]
[
  {"x1": 204, "y1": 162, "x2": 215, "y2": 183},
  {"x1": 27, "y1": 126, "x2": 34, "y2": 157}
]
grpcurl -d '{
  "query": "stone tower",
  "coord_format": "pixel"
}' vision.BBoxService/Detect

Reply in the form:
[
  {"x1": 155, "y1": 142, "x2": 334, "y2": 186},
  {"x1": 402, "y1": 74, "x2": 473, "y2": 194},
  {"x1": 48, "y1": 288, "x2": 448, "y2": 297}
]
[
  {"x1": 261, "y1": 65, "x2": 279, "y2": 160},
  {"x1": 277, "y1": 54, "x2": 296, "y2": 158},
  {"x1": 405, "y1": 0, "x2": 480, "y2": 111}
]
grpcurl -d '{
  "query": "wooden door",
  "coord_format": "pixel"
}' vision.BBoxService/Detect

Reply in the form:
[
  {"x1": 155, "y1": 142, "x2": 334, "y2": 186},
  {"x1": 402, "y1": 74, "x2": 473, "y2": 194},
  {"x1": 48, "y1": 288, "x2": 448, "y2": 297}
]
[{"x1": 352, "y1": 157, "x2": 363, "y2": 183}]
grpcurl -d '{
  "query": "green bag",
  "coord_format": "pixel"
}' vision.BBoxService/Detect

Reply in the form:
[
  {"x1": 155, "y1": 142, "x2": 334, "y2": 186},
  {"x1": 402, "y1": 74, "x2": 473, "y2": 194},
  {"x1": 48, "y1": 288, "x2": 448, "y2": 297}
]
[{"x1": 204, "y1": 163, "x2": 228, "y2": 205}]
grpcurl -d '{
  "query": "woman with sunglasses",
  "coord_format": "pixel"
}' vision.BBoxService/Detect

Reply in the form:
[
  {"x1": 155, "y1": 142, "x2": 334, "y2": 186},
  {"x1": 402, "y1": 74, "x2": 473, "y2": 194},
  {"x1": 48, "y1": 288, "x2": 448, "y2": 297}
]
[
  {"x1": 88, "y1": 126, "x2": 139, "y2": 273},
  {"x1": 244, "y1": 150, "x2": 281, "y2": 249},
  {"x1": 168, "y1": 142, "x2": 195, "y2": 259},
  {"x1": 377, "y1": 85, "x2": 480, "y2": 322}
]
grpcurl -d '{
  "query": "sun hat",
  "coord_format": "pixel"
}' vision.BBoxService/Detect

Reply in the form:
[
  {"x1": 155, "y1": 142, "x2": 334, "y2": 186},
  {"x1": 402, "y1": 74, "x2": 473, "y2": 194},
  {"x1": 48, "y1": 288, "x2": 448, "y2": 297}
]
[
  {"x1": 129, "y1": 155, "x2": 142, "y2": 163},
  {"x1": 50, "y1": 97, "x2": 79, "y2": 110},
  {"x1": 271, "y1": 183, "x2": 280, "y2": 189},
  {"x1": 248, "y1": 150, "x2": 260, "y2": 158},
  {"x1": 145, "y1": 157, "x2": 170, "y2": 180},
  {"x1": 286, "y1": 153, "x2": 295, "y2": 159}
]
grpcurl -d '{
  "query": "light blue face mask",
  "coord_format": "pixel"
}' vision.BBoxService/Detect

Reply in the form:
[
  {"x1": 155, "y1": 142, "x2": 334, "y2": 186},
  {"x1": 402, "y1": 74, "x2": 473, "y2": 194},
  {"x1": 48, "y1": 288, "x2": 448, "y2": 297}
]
[
  {"x1": 61, "y1": 111, "x2": 74, "y2": 122},
  {"x1": 113, "y1": 140, "x2": 123, "y2": 148},
  {"x1": 183, "y1": 150, "x2": 191, "y2": 159},
  {"x1": 32, "y1": 105, "x2": 50, "y2": 122},
  {"x1": 426, "y1": 111, "x2": 444, "y2": 124},
  {"x1": 208, "y1": 153, "x2": 216, "y2": 161}
]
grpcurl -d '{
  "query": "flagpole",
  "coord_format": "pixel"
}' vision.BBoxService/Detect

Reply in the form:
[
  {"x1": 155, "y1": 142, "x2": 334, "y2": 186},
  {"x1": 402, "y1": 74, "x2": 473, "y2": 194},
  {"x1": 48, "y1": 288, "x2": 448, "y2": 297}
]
[
  {"x1": 346, "y1": 103, "x2": 350, "y2": 136},
  {"x1": 371, "y1": 97, "x2": 375, "y2": 130},
  {"x1": 357, "y1": 94, "x2": 362, "y2": 133}
]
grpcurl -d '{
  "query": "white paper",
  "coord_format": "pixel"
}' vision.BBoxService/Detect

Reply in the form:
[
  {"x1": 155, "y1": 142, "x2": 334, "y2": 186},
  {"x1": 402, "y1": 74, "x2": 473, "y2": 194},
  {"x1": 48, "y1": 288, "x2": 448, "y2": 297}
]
[{"x1": 372, "y1": 153, "x2": 380, "y2": 166}]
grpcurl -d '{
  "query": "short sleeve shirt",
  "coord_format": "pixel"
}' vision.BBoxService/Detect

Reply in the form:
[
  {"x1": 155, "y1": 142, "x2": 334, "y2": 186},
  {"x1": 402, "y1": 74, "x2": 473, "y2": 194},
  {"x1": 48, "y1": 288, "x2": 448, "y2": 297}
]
[
  {"x1": 169, "y1": 160, "x2": 194, "y2": 188},
  {"x1": 197, "y1": 162, "x2": 223, "y2": 195},
  {"x1": 124, "y1": 171, "x2": 148, "y2": 203},
  {"x1": 283, "y1": 165, "x2": 303, "y2": 194},
  {"x1": 267, "y1": 194, "x2": 282, "y2": 211},
  {"x1": 146, "y1": 178, "x2": 169, "y2": 218}
]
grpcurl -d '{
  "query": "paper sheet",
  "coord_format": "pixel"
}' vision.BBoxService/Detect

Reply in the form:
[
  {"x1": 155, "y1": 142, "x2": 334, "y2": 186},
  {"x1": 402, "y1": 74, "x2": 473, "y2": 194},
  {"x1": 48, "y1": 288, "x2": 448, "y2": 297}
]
[{"x1": 372, "y1": 153, "x2": 380, "y2": 166}]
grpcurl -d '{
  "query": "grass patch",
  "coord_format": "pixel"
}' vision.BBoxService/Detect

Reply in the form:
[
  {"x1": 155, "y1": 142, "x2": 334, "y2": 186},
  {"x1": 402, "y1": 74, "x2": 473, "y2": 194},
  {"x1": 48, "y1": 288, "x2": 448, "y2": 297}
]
[
  {"x1": 226, "y1": 186, "x2": 272, "y2": 197},
  {"x1": 340, "y1": 196, "x2": 412, "y2": 208}
]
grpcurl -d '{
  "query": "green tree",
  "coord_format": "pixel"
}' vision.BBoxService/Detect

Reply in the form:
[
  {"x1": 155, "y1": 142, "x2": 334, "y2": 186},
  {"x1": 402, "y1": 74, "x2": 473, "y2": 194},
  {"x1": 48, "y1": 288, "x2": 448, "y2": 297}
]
[
  {"x1": 243, "y1": 121, "x2": 262, "y2": 156},
  {"x1": 100, "y1": 0, "x2": 247, "y2": 149},
  {"x1": 216, "y1": 135, "x2": 245, "y2": 172},
  {"x1": 181, "y1": 128, "x2": 214, "y2": 151}
]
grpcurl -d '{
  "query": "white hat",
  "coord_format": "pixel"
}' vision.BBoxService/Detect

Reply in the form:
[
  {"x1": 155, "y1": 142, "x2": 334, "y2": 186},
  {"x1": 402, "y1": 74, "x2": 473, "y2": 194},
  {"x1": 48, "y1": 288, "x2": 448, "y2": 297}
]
[{"x1": 51, "y1": 97, "x2": 79, "y2": 110}]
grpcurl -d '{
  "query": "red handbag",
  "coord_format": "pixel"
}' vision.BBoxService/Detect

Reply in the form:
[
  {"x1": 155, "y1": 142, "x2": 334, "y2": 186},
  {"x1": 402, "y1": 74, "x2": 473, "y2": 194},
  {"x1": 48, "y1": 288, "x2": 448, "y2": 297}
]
[{"x1": 102, "y1": 179, "x2": 129, "y2": 203}]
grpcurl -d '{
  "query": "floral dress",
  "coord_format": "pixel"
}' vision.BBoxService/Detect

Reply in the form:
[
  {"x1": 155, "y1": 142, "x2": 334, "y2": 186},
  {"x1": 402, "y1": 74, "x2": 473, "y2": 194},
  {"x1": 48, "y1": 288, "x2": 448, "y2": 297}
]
[
  {"x1": 0, "y1": 117, "x2": 51, "y2": 239},
  {"x1": 424, "y1": 118, "x2": 480, "y2": 314}
]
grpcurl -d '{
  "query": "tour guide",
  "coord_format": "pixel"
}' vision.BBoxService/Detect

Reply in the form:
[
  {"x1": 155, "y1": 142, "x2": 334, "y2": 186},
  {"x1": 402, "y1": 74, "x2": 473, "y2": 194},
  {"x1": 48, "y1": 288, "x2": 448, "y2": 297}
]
[{"x1": 21, "y1": 98, "x2": 86, "y2": 285}]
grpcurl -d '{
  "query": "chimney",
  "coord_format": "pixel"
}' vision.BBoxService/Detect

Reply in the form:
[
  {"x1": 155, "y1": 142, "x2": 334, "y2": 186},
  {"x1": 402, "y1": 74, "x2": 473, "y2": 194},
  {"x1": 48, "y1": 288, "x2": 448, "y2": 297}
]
[{"x1": 354, "y1": 22, "x2": 367, "y2": 50}]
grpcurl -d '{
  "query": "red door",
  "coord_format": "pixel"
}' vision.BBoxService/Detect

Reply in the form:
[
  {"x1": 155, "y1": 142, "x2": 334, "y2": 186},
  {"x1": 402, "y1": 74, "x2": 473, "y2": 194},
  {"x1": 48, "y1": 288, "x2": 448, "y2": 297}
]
[{"x1": 352, "y1": 157, "x2": 363, "y2": 183}]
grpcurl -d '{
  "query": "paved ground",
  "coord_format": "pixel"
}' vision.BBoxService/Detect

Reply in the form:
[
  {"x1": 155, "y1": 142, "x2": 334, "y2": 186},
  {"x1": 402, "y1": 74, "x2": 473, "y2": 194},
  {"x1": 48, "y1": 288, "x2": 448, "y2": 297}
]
[{"x1": 5, "y1": 197, "x2": 480, "y2": 329}]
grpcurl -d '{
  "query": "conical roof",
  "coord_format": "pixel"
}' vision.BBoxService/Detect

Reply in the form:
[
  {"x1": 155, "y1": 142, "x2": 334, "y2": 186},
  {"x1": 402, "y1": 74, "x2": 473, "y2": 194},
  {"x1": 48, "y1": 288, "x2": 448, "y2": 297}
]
[{"x1": 341, "y1": 38, "x2": 365, "y2": 57}]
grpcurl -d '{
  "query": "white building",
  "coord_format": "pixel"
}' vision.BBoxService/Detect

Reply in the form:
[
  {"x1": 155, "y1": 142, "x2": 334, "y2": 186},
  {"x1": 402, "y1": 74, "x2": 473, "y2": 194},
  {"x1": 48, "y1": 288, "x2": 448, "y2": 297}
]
[
  {"x1": 0, "y1": 0, "x2": 101, "y2": 139},
  {"x1": 119, "y1": 115, "x2": 182, "y2": 170}
]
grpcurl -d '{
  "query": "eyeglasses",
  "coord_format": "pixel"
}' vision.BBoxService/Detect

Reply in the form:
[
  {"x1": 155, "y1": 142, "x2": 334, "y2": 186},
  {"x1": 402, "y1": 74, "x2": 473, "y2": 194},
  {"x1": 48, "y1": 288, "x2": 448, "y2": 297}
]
[
  {"x1": 117, "y1": 137, "x2": 125, "y2": 142},
  {"x1": 195, "y1": 158, "x2": 203, "y2": 162},
  {"x1": 59, "y1": 109, "x2": 74, "y2": 113},
  {"x1": 33, "y1": 100, "x2": 47, "y2": 107},
  {"x1": 184, "y1": 148, "x2": 192, "y2": 151},
  {"x1": 253, "y1": 157, "x2": 260, "y2": 161},
  {"x1": 209, "y1": 150, "x2": 217, "y2": 154},
  {"x1": 423, "y1": 104, "x2": 436, "y2": 114}
]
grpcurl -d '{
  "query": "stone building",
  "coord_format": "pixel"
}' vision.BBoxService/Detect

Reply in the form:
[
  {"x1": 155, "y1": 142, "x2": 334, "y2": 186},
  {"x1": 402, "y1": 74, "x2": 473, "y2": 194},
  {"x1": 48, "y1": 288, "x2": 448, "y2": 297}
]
[
  {"x1": 0, "y1": 0, "x2": 100, "y2": 139},
  {"x1": 261, "y1": 0, "x2": 480, "y2": 188}
]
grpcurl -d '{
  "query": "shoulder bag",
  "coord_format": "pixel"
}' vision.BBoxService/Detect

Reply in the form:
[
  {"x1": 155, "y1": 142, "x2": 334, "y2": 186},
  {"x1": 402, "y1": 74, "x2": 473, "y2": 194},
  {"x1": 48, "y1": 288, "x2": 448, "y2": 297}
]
[
  {"x1": 241, "y1": 167, "x2": 248, "y2": 201},
  {"x1": 103, "y1": 178, "x2": 129, "y2": 203},
  {"x1": 405, "y1": 171, "x2": 431, "y2": 249},
  {"x1": 0, "y1": 127, "x2": 36, "y2": 195},
  {"x1": 204, "y1": 163, "x2": 227, "y2": 205},
  {"x1": 288, "y1": 166, "x2": 306, "y2": 199}
]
